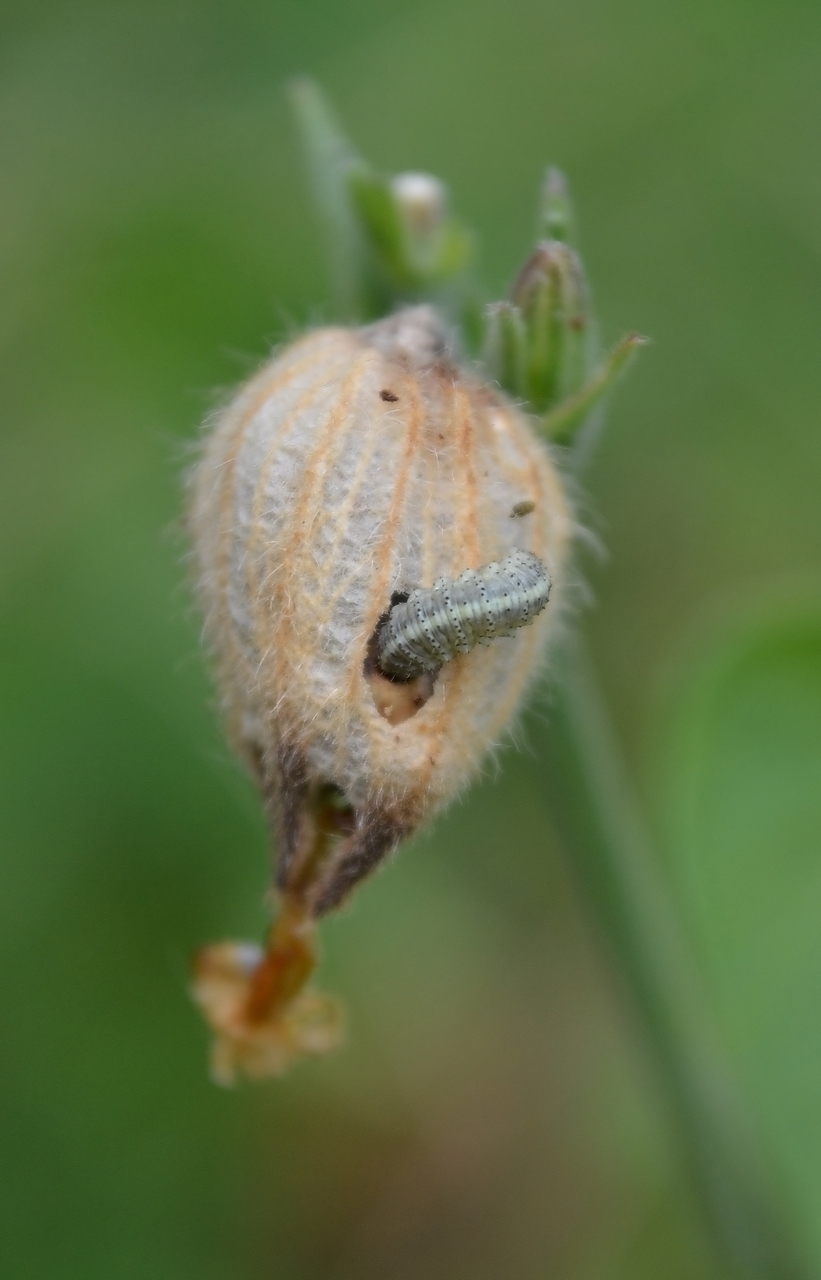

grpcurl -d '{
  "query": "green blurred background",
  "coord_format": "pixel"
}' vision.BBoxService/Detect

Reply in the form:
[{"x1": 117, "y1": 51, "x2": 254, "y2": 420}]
[{"x1": 2, "y1": 1, "x2": 821, "y2": 1276}]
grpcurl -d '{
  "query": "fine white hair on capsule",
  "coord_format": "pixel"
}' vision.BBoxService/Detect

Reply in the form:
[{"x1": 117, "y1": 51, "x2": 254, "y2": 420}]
[{"x1": 376, "y1": 548, "x2": 552, "y2": 682}]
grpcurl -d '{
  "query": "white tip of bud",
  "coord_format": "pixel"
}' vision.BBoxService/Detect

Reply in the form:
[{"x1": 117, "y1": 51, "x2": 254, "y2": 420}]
[{"x1": 391, "y1": 171, "x2": 447, "y2": 237}]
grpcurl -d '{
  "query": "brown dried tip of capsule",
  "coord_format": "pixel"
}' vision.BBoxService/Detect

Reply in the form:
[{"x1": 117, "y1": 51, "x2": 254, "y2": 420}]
[{"x1": 188, "y1": 306, "x2": 572, "y2": 1077}]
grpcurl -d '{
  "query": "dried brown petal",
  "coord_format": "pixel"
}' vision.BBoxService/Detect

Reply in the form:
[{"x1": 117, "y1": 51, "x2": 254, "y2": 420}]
[{"x1": 192, "y1": 939, "x2": 342, "y2": 1085}]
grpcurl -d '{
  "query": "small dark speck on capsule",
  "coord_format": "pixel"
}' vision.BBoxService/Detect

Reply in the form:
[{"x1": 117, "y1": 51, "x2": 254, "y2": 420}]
[
  {"x1": 511, "y1": 500, "x2": 536, "y2": 518},
  {"x1": 380, "y1": 389, "x2": 399, "y2": 402}
]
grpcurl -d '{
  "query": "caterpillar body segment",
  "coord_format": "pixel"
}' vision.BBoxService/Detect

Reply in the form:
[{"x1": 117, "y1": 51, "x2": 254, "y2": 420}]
[{"x1": 377, "y1": 548, "x2": 551, "y2": 682}]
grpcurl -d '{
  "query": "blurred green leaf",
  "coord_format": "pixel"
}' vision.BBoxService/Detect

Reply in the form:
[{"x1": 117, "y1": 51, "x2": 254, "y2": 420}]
[
  {"x1": 289, "y1": 77, "x2": 369, "y2": 319},
  {"x1": 664, "y1": 613, "x2": 821, "y2": 1269}
]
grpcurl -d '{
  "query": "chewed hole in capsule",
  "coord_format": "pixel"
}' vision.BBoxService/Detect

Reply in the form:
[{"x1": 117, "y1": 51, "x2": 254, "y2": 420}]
[
  {"x1": 364, "y1": 594, "x2": 437, "y2": 725},
  {"x1": 364, "y1": 550, "x2": 552, "y2": 724}
]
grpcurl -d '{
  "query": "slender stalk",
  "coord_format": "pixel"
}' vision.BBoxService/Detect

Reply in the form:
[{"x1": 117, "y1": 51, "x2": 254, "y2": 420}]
[
  {"x1": 541, "y1": 331, "x2": 646, "y2": 444},
  {"x1": 533, "y1": 638, "x2": 811, "y2": 1279}
]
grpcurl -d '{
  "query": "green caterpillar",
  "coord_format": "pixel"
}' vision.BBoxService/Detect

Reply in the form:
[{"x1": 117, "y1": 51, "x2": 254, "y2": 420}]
[{"x1": 377, "y1": 549, "x2": 552, "y2": 682}]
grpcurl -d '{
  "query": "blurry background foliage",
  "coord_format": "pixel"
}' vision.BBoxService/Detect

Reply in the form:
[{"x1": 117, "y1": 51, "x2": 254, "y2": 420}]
[{"x1": 1, "y1": 1, "x2": 820, "y2": 1277}]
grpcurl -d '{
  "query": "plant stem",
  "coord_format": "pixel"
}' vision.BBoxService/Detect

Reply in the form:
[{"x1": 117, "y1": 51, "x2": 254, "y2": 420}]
[{"x1": 533, "y1": 638, "x2": 812, "y2": 1280}]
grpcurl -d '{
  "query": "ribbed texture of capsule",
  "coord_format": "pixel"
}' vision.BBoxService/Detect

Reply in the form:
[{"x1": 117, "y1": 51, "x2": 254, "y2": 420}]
[
  {"x1": 189, "y1": 307, "x2": 572, "y2": 913},
  {"x1": 377, "y1": 549, "x2": 552, "y2": 681}
]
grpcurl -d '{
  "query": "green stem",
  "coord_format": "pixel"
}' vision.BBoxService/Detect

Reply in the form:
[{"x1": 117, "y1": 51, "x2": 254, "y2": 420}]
[{"x1": 532, "y1": 639, "x2": 811, "y2": 1278}]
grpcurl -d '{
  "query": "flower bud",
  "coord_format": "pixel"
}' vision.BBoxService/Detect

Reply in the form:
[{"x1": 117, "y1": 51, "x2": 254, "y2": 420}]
[
  {"x1": 189, "y1": 305, "x2": 572, "y2": 1077},
  {"x1": 347, "y1": 168, "x2": 472, "y2": 297},
  {"x1": 511, "y1": 239, "x2": 592, "y2": 413}
]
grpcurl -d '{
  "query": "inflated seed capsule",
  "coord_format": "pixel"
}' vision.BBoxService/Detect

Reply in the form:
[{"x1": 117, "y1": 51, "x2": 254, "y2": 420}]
[
  {"x1": 377, "y1": 549, "x2": 552, "y2": 681},
  {"x1": 189, "y1": 306, "x2": 572, "y2": 918}
]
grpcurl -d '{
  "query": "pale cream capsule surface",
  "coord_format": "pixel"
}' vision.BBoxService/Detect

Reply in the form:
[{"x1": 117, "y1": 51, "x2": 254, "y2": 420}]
[{"x1": 190, "y1": 306, "x2": 572, "y2": 914}]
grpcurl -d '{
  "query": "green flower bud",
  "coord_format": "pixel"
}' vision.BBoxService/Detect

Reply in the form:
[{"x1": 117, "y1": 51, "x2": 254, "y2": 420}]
[
  {"x1": 482, "y1": 300, "x2": 527, "y2": 399},
  {"x1": 511, "y1": 239, "x2": 592, "y2": 414}
]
